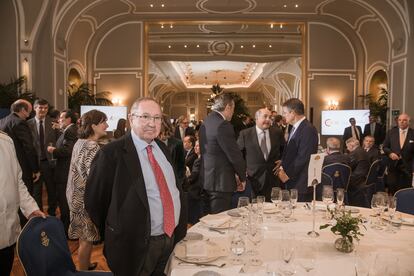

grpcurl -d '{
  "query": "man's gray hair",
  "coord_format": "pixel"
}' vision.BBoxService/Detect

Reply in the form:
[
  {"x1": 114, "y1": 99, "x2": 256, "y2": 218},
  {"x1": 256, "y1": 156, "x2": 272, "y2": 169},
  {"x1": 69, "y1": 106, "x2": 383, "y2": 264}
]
[
  {"x1": 211, "y1": 93, "x2": 234, "y2": 112},
  {"x1": 326, "y1": 137, "x2": 341, "y2": 151},
  {"x1": 130, "y1": 97, "x2": 160, "y2": 113}
]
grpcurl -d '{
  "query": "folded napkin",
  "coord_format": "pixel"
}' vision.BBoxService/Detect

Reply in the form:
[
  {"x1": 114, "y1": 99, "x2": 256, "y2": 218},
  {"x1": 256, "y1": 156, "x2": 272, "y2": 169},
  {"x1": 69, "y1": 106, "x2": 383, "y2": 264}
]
[
  {"x1": 200, "y1": 214, "x2": 230, "y2": 228},
  {"x1": 264, "y1": 202, "x2": 276, "y2": 210},
  {"x1": 185, "y1": 241, "x2": 208, "y2": 258}
]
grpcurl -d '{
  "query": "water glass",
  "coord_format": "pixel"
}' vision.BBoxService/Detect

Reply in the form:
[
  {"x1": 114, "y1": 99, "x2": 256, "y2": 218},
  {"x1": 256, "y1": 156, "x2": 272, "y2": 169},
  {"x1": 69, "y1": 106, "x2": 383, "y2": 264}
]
[
  {"x1": 247, "y1": 225, "x2": 263, "y2": 265},
  {"x1": 370, "y1": 194, "x2": 383, "y2": 230},
  {"x1": 386, "y1": 196, "x2": 398, "y2": 233},
  {"x1": 256, "y1": 196, "x2": 265, "y2": 223},
  {"x1": 238, "y1": 197, "x2": 250, "y2": 215},
  {"x1": 280, "y1": 232, "x2": 296, "y2": 275},
  {"x1": 290, "y1": 189, "x2": 298, "y2": 208}
]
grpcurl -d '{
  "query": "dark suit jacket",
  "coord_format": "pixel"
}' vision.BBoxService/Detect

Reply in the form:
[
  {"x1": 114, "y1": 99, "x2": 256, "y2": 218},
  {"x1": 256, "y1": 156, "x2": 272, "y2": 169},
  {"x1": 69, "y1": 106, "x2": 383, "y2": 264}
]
[
  {"x1": 187, "y1": 157, "x2": 202, "y2": 200},
  {"x1": 383, "y1": 127, "x2": 414, "y2": 173},
  {"x1": 27, "y1": 116, "x2": 59, "y2": 162},
  {"x1": 281, "y1": 119, "x2": 318, "y2": 194},
  {"x1": 84, "y1": 133, "x2": 187, "y2": 276},
  {"x1": 237, "y1": 126, "x2": 284, "y2": 198},
  {"x1": 53, "y1": 124, "x2": 78, "y2": 183},
  {"x1": 174, "y1": 126, "x2": 195, "y2": 140},
  {"x1": 166, "y1": 137, "x2": 186, "y2": 182},
  {"x1": 199, "y1": 111, "x2": 246, "y2": 192},
  {"x1": 0, "y1": 113, "x2": 39, "y2": 181},
  {"x1": 323, "y1": 152, "x2": 351, "y2": 167},
  {"x1": 185, "y1": 148, "x2": 198, "y2": 171},
  {"x1": 343, "y1": 125, "x2": 363, "y2": 144},
  {"x1": 363, "y1": 123, "x2": 384, "y2": 145},
  {"x1": 365, "y1": 145, "x2": 380, "y2": 164},
  {"x1": 349, "y1": 146, "x2": 370, "y2": 188}
]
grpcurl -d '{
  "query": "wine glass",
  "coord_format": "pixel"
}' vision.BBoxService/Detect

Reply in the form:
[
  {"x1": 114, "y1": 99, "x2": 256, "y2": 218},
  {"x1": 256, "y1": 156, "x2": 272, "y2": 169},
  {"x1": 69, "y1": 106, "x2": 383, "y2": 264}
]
[
  {"x1": 298, "y1": 242, "x2": 317, "y2": 274},
  {"x1": 370, "y1": 194, "x2": 383, "y2": 230},
  {"x1": 256, "y1": 196, "x2": 265, "y2": 223},
  {"x1": 247, "y1": 225, "x2": 263, "y2": 265},
  {"x1": 238, "y1": 197, "x2": 250, "y2": 234},
  {"x1": 280, "y1": 232, "x2": 296, "y2": 275},
  {"x1": 336, "y1": 188, "x2": 345, "y2": 209},
  {"x1": 290, "y1": 189, "x2": 298, "y2": 208},
  {"x1": 271, "y1": 187, "x2": 282, "y2": 208},
  {"x1": 230, "y1": 232, "x2": 245, "y2": 265},
  {"x1": 386, "y1": 196, "x2": 397, "y2": 233},
  {"x1": 322, "y1": 185, "x2": 334, "y2": 219},
  {"x1": 378, "y1": 192, "x2": 389, "y2": 226}
]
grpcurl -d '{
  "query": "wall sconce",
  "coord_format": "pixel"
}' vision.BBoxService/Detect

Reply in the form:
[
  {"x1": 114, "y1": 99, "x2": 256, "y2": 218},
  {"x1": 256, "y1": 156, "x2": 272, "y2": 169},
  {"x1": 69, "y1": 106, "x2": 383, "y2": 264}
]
[
  {"x1": 328, "y1": 100, "x2": 339, "y2": 110},
  {"x1": 112, "y1": 98, "x2": 121, "y2": 105}
]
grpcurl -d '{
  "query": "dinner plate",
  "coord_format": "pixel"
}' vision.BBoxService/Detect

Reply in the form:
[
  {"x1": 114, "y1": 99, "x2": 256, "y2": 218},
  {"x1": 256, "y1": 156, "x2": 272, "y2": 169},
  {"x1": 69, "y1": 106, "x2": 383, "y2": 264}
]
[
  {"x1": 227, "y1": 209, "x2": 241, "y2": 217},
  {"x1": 175, "y1": 240, "x2": 227, "y2": 264},
  {"x1": 344, "y1": 206, "x2": 360, "y2": 214},
  {"x1": 201, "y1": 219, "x2": 240, "y2": 230},
  {"x1": 184, "y1": 232, "x2": 204, "y2": 241},
  {"x1": 382, "y1": 216, "x2": 414, "y2": 226},
  {"x1": 193, "y1": 271, "x2": 221, "y2": 276}
]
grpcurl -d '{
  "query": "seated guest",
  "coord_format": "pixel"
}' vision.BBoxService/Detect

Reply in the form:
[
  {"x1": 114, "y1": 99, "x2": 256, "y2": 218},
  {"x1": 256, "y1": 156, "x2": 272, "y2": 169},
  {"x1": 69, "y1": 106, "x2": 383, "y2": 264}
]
[
  {"x1": 362, "y1": 135, "x2": 380, "y2": 164},
  {"x1": 183, "y1": 135, "x2": 197, "y2": 172},
  {"x1": 323, "y1": 137, "x2": 351, "y2": 166},
  {"x1": 187, "y1": 141, "x2": 202, "y2": 224},
  {"x1": 66, "y1": 110, "x2": 108, "y2": 271},
  {"x1": 345, "y1": 137, "x2": 370, "y2": 207}
]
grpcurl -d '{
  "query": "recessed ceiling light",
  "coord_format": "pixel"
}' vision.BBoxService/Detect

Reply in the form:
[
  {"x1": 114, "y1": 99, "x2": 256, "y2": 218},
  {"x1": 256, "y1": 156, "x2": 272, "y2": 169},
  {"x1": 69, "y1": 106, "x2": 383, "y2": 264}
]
[
  {"x1": 270, "y1": 23, "x2": 274, "y2": 29},
  {"x1": 268, "y1": 44, "x2": 272, "y2": 48},
  {"x1": 168, "y1": 45, "x2": 171, "y2": 48},
  {"x1": 184, "y1": 45, "x2": 188, "y2": 48},
  {"x1": 295, "y1": 4, "x2": 299, "y2": 8},
  {"x1": 252, "y1": 45, "x2": 256, "y2": 48},
  {"x1": 196, "y1": 44, "x2": 200, "y2": 48},
  {"x1": 283, "y1": 4, "x2": 287, "y2": 8},
  {"x1": 240, "y1": 45, "x2": 244, "y2": 48},
  {"x1": 170, "y1": 24, "x2": 173, "y2": 28},
  {"x1": 161, "y1": 3, "x2": 165, "y2": 8},
  {"x1": 280, "y1": 24, "x2": 283, "y2": 29},
  {"x1": 150, "y1": 4, "x2": 154, "y2": 8},
  {"x1": 161, "y1": 24, "x2": 164, "y2": 29}
]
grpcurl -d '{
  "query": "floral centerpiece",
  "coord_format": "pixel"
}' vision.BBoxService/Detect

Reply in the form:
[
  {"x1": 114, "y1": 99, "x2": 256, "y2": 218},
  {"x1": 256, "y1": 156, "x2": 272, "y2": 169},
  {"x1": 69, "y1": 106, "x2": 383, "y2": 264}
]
[{"x1": 320, "y1": 209, "x2": 366, "y2": 253}]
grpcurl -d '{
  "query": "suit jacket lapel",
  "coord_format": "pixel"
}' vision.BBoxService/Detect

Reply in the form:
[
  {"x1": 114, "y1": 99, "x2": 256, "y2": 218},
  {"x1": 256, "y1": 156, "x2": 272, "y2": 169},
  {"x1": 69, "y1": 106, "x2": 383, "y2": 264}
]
[
  {"x1": 251, "y1": 127, "x2": 266, "y2": 161},
  {"x1": 268, "y1": 127, "x2": 277, "y2": 157},
  {"x1": 122, "y1": 134, "x2": 150, "y2": 211}
]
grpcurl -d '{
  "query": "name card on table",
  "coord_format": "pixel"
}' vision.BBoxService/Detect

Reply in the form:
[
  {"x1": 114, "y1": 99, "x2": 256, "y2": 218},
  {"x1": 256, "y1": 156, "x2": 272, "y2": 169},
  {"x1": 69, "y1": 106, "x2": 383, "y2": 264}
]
[{"x1": 307, "y1": 153, "x2": 326, "y2": 187}]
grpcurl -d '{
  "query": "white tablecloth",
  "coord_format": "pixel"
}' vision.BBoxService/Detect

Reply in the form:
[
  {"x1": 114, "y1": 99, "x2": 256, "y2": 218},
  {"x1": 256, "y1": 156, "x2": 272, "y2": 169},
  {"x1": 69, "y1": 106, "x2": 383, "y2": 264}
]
[{"x1": 166, "y1": 203, "x2": 414, "y2": 276}]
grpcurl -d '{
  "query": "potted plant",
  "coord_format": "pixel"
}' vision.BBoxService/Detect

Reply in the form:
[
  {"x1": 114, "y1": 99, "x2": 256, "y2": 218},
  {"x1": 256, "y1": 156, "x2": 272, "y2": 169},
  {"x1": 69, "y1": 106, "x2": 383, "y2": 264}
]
[
  {"x1": 320, "y1": 209, "x2": 366, "y2": 253},
  {"x1": 67, "y1": 83, "x2": 112, "y2": 113},
  {"x1": 0, "y1": 76, "x2": 36, "y2": 118}
]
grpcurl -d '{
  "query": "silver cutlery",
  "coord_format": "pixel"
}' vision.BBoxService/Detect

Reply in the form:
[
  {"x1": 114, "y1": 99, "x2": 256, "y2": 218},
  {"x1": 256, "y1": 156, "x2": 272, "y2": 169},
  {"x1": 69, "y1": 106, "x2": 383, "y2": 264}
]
[
  {"x1": 178, "y1": 261, "x2": 226, "y2": 267},
  {"x1": 209, "y1": 228, "x2": 226, "y2": 234}
]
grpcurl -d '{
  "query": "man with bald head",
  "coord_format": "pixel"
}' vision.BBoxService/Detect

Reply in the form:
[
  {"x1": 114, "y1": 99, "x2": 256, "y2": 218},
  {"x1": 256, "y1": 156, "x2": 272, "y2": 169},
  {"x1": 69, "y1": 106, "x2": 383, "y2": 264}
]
[
  {"x1": 383, "y1": 113, "x2": 414, "y2": 194},
  {"x1": 323, "y1": 137, "x2": 351, "y2": 166},
  {"x1": 85, "y1": 97, "x2": 186, "y2": 276},
  {"x1": 0, "y1": 99, "x2": 40, "y2": 197},
  {"x1": 238, "y1": 108, "x2": 284, "y2": 200}
]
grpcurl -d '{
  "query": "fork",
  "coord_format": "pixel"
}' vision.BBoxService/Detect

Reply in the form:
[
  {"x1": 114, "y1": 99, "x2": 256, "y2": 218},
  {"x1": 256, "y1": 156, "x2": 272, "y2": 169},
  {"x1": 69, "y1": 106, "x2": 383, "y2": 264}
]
[
  {"x1": 209, "y1": 228, "x2": 226, "y2": 234},
  {"x1": 178, "y1": 261, "x2": 226, "y2": 267}
]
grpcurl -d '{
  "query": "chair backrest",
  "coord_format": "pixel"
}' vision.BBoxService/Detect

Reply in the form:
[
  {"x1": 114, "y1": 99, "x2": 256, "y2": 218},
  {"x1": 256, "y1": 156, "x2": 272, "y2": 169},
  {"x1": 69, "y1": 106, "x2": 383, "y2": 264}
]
[
  {"x1": 322, "y1": 163, "x2": 351, "y2": 191},
  {"x1": 394, "y1": 188, "x2": 414, "y2": 215},
  {"x1": 364, "y1": 159, "x2": 381, "y2": 186},
  {"x1": 17, "y1": 216, "x2": 77, "y2": 276}
]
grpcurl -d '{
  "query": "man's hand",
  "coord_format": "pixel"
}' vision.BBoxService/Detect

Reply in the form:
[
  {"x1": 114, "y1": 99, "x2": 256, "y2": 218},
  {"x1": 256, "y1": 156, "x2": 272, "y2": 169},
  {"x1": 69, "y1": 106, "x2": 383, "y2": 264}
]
[
  {"x1": 28, "y1": 210, "x2": 46, "y2": 219},
  {"x1": 277, "y1": 168, "x2": 290, "y2": 183},
  {"x1": 237, "y1": 181, "x2": 246, "y2": 192},
  {"x1": 47, "y1": 146, "x2": 56, "y2": 153},
  {"x1": 273, "y1": 160, "x2": 282, "y2": 175},
  {"x1": 389, "y1": 153, "x2": 400, "y2": 161},
  {"x1": 33, "y1": 171, "x2": 41, "y2": 182}
]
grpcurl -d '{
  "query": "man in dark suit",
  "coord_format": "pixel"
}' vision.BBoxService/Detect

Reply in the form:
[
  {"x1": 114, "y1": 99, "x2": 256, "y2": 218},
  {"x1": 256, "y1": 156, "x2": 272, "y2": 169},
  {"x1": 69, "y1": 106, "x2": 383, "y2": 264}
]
[
  {"x1": 362, "y1": 135, "x2": 380, "y2": 164},
  {"x1": 85, "y1": 98, "x2": 186, "y2": 276},
  {"x1": 383, "y1": 113, "x2": 414, "y2": 194},
  {"x1": 343, "y1": 117, "x2": 363, "y2": 145},
  {"x1": 183, "y1": 135, "x2": 197, "y2": 172},
  {"x1": 199, "y1": 93, "x2": 246, "y2": 214},
  {"x1": 174, "y1": 115, "x2": 195, "y2": 141},
  {"x1": 275, "y1": 98, "x2": 318, "y2": 202},
  {"x1": 237, "y1": 108, "x2": 284, "y2": 201},
  {"x1": 28, "y1": 99, "x2": 59, "y2": 215},
  {"x1": 345, "y1": 137, "x2": 370, "y2": 207},
  {"x1": 0, "y1": 99, "x2": 40, "y2": 195},
  {"x1": 47, "y1": 110, "x2": 78, "y2": 235},
  {"x1": 363, "y1": 115, "x2": 384, "y2": 145},
  {"x1": 323, "y1": 137, "x2": 351, "y2": 166}
]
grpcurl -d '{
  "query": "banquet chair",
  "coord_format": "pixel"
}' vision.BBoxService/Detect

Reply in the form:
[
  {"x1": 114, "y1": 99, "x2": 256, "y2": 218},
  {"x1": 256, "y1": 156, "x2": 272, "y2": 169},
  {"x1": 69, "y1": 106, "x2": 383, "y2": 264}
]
[
  {"x1": 394, "y1": 187, "x2": 414, "y2": 215},
  {"x1": 360, "y1": 159, "x2": 382, "y2": 207},
  {"x1": 315, "y1": 173, "x2": 332, "y2": 200},
  {"x1": 322, "y1": 163, "x2": 351, "y2": 204},
  {"x1": 17, "y1": 216, "x2": 113, "y2": 276}
]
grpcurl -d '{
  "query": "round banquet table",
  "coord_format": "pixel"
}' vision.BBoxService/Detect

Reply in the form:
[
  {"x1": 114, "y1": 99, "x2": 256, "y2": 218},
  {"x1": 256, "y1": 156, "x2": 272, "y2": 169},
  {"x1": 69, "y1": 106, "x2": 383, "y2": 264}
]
[{"x1": 165, "y1": 202, "x2": 414, "y2": 276}]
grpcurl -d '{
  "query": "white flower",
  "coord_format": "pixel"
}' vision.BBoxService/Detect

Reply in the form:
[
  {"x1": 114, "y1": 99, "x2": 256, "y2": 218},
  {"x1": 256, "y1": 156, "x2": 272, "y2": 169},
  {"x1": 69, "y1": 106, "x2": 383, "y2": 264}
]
[{"x1": 331, "y1": 219, "x2": 337, "y2": 227}]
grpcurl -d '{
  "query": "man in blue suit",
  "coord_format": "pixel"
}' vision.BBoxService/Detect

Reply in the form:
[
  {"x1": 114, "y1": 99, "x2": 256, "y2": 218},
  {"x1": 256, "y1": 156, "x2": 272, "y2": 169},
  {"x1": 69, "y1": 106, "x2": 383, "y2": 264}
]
[{"x1": 275, "y1": 98, "x2": 318, "y2": 201}]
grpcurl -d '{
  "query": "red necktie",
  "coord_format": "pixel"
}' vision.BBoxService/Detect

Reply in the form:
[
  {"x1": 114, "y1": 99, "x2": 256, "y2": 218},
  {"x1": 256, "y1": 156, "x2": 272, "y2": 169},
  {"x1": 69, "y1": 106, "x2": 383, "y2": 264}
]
[{"x1": 146, "y1": 145, "x2": 175, "y2": 237}]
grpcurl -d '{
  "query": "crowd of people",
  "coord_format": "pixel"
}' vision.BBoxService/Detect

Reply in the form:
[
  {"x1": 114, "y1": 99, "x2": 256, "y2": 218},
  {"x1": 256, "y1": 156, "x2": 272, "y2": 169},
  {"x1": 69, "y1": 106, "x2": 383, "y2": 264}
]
[{"x1": 0, "y1": 95, "x2": 413, "y2": 276}]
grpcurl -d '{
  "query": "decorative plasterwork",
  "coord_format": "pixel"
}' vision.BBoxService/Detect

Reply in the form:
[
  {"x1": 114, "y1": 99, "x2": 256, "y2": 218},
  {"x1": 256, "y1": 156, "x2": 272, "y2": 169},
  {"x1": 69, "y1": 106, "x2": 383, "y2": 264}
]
[{"x1": 196, "y1": 0, "x2": 257, "y2": 14}]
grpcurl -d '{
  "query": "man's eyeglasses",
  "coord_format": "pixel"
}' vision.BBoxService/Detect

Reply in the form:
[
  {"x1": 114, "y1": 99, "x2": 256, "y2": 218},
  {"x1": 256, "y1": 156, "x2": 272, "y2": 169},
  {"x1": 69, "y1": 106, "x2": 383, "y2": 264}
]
[{"x1": 131, "y1": 113, "x2": 162, "y2": 123}]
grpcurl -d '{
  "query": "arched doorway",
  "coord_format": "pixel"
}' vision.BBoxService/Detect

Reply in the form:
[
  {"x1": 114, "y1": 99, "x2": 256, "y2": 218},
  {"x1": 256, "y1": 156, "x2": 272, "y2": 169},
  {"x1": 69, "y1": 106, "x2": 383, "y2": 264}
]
[{"x1": 368, "y1": 69, "x2": 388, "y2": 125}]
